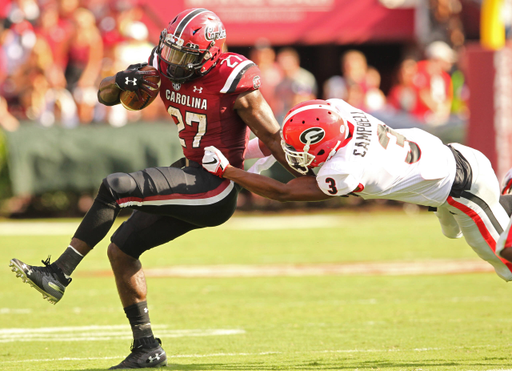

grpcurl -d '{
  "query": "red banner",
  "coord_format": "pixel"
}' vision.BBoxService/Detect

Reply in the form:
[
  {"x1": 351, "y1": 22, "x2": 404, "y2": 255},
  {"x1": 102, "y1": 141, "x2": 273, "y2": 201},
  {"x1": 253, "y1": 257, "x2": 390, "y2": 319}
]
[
  {"x1": 467, "y1": 42, "x2": 512, "y2": 181},
  {"x1": 142, "y1": 0, "x2": 415, "y2": 46}
]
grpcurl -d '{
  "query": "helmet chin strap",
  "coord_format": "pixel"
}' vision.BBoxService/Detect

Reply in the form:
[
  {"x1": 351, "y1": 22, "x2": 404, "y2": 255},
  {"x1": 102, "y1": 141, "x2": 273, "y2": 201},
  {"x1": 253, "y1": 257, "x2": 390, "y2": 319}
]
[
  {"x1": 326, "y1": 141, "x2": 342, "y2": 162},
  {"x1": 303, "y1": 141, "x2": 311, "y2": 156},
  {"x1": 301, "y1": 139, "x2": 314, "y2": 167}
]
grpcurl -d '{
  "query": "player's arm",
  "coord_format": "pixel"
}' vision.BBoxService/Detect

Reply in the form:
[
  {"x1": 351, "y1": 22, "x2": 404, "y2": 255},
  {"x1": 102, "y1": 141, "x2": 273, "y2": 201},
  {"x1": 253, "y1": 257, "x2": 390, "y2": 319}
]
[
  {"x1": 234, "y1": 90, "x2": 304, "y2": 176},
  {"x1": 203, "y1": 146, "x2": 332, "y2": 202},
  {"x1": 224, "y1": 166, "x2": 331, "y2": 202}
]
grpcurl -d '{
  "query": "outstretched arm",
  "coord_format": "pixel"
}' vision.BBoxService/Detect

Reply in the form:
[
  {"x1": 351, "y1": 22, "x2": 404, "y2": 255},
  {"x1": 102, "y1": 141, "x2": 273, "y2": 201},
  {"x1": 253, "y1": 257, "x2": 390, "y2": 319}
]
[
  {"x1": 203, "y1": 146, "x2": 331, "y2": 202},
  {"x1": 224, "y1": 165, "x2": 331, "y2": 202}
]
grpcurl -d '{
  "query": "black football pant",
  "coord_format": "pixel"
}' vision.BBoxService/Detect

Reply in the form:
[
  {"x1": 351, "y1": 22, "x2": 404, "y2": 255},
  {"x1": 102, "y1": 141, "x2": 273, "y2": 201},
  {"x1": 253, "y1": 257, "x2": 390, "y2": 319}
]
[{"x1": 73, "y1": 158, "x2": 240, "y2": 259}]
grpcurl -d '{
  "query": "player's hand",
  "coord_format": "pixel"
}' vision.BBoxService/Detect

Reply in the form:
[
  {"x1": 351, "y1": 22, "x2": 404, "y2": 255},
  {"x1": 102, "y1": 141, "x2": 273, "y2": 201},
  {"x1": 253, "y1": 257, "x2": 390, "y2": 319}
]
[
  {"x1": 203, "y1": 146, "x2": 230, "y2": 177},
  {"x1": 115, "y1": 63, "x2": 160, "y2": 99}
]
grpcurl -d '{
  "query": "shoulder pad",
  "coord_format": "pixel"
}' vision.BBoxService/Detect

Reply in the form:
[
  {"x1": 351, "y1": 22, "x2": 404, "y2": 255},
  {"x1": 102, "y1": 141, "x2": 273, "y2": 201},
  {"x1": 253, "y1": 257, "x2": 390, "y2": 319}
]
[{"x1": 217, "y1": 53, "x2": 261, "y2": 94}]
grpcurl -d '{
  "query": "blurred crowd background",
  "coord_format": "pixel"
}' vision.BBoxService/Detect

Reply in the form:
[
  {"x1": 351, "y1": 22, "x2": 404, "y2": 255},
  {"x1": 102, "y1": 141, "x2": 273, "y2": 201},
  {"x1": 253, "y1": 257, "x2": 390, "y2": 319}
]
[
  {"x1": 0, "y1": 0, "x2": 507, "y2": 216},
  {"x1": 0, "y1": 0, "x2": 480, "y2": 131},
  {"x1": 0, "y1": 0, "x2": 165, "y2": 130}
]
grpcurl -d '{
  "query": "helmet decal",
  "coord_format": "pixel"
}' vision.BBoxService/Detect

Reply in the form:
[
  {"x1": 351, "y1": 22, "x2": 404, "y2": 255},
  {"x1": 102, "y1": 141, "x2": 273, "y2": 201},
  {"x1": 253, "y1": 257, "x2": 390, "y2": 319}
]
[
  {"x1": 253, "y1": 75, "x2": 261, "y2": 89},
  {"x1": 299, "y1": 127, "x2": 325, "y2": 145},
  {"x1": 173, "y1": 8, "x2": 208, "y2": 38},
  {"x1": 205, "y1": 25, "x2": 226, "y2": 42}
]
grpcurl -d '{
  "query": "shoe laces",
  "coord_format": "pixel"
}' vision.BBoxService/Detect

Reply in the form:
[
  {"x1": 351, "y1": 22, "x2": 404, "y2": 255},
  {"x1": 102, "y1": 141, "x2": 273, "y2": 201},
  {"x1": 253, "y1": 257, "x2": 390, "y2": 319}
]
[
  {"x1": 41, "y1": 256, "x2": 52, "y2": 268},
  {"x1": 30, "y1": 256, "x2": 56, "y2": 275},
  {"x1": 39, "y1": 256, "x2": 71, "y2": 285}
]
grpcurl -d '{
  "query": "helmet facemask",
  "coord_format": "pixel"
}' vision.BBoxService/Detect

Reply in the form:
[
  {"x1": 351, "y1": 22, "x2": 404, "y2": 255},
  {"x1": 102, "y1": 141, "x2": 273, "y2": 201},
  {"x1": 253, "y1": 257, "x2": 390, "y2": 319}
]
[
  {"x1": 158, "y1": 30, "x2": 214, "y2": 83},
  {"x1": 281, "y1": 140, "x2": 315, "y2": 175}
]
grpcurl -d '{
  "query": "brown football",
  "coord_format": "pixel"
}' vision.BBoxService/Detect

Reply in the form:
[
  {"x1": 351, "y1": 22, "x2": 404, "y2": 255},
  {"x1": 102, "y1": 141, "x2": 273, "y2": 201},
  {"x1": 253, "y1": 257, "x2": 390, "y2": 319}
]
[{"x1": 120, "y1": 65, "x2": 161, "y2": 111}]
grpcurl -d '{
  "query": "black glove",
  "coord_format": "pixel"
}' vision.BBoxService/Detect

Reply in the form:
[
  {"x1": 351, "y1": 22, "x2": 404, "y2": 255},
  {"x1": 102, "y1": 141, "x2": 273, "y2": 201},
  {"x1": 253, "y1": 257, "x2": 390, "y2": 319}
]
[
  {"x1": 115, "y1": 63, "x2": 159, "y2": 92},
  {"x1": 127, "y1": 62, "x2": 148, "y2": 71}
]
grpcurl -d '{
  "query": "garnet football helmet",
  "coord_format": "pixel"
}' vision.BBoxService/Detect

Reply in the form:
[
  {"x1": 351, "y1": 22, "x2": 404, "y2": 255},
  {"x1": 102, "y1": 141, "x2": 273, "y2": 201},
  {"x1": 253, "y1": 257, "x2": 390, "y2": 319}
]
[
  {"x1": 157, "y1": 8, "x2": 226, "y2": 83},
  {"x1": 281, "y1": 100, "x2": 349, "y2": 174}
]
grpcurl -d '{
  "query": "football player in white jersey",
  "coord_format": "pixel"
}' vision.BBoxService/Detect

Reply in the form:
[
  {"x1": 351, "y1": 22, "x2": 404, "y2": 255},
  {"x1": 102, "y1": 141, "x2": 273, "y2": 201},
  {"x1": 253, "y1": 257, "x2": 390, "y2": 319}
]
[{"x1": 203, "y1": 98, "x2": 512, "y2": 281}]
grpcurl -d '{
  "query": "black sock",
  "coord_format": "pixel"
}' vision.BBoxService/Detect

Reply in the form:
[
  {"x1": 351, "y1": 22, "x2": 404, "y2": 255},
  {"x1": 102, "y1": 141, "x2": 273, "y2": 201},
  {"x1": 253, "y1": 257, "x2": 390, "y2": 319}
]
[
  {"x1": 124, "y1": 301, "x2": 155, "y2": 345},
  {"x1": 54, "y1": 246, "x2": 83, "y2": 276}
]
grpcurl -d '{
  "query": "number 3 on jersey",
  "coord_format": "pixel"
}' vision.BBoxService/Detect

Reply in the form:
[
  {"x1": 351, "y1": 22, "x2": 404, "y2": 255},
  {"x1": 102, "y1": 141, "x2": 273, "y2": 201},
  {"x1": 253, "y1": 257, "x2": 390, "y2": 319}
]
[
  {"x1": 167, "y1": 106, "x2": 207, "y2": 148},
  {"x1": 377, "y1": 124, "x2": 421, "y2": 164},
  {"x1": 325, "y1": 177, "x2": 338, "y2": 195}
]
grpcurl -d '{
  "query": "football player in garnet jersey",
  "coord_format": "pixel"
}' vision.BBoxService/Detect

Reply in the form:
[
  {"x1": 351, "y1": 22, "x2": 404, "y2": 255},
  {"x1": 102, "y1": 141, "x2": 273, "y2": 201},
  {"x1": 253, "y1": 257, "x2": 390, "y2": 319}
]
[
  {"x1": 9, "y1": 8, "x2": 302, "y2": 369},
  {"x1": 203, "y1": 98, "x2": 512, "y2": 284}
]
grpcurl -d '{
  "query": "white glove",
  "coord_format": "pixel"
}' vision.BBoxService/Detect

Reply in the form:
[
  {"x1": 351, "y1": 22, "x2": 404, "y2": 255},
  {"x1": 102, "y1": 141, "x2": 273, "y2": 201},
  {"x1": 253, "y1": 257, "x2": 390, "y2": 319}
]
[{"x1": 203, "y1": 146, "x2": 230, "y2": 177}]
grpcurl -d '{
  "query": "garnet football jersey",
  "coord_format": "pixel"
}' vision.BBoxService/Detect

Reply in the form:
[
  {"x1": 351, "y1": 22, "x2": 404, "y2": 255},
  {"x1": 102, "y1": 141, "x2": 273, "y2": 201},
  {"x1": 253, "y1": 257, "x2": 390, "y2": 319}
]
[{"x1": 149, "y1": 50, "x2": 262, "y2": 169}]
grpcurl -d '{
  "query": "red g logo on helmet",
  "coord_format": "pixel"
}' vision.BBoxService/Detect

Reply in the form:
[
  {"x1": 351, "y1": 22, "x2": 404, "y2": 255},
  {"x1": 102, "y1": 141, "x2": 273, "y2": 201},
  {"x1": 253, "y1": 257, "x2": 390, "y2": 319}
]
[{"x1": 299, "y1": 128, "x2": 325, "y2": 145}]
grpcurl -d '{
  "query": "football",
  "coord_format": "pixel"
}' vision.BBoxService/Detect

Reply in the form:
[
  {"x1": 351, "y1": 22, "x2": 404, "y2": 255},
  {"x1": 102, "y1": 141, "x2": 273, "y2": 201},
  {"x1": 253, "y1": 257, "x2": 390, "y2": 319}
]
[{"x1": 120, "y1": 65, "x2": 161, "y2": 111}]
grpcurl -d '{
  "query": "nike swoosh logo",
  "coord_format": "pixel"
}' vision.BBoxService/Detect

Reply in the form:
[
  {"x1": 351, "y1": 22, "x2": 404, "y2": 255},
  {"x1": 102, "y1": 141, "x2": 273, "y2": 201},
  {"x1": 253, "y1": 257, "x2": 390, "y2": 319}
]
[
  {"x1": 48, "y1": 282, "x2": 64, "y2": 294},
  {"x1": 204, "y1": 159, "x2": 218, "y2": 165}
]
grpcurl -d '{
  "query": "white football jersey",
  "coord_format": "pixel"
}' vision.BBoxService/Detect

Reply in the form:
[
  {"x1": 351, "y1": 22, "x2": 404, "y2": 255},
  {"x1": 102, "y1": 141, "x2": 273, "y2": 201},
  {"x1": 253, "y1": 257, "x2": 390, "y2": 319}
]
[{"x1": 316, "y1": 99, "x2": 456, "y2": 207}]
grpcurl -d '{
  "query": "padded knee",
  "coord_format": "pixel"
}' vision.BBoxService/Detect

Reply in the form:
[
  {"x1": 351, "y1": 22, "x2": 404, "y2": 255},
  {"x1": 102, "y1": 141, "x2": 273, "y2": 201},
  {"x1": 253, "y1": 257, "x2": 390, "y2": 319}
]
[{"x1": 105, "y1": 172, "x2": 137, "y2": 195}]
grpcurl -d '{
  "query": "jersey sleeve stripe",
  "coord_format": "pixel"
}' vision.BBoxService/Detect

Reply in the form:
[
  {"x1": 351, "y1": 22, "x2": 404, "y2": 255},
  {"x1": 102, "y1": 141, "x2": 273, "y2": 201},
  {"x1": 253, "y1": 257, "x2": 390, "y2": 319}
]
[
  {"x1": 446, "y1": 195, "x2": 512, "y2": 280},
  {"x1": 220, "y1": 61, "x2": 256, "y2": 94}
]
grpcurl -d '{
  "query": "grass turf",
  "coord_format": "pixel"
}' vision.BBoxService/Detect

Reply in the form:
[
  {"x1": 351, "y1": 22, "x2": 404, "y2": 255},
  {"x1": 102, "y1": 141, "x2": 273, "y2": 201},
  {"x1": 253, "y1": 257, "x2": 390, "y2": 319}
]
[{"x1": 1, "y1": 210, "x2": 511, "y2": 370}]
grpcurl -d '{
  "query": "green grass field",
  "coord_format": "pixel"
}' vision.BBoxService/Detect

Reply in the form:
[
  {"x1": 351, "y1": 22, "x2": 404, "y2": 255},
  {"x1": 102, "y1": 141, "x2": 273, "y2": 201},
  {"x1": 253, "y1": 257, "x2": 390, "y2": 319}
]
[{"x1": 1, "y1": 209, "x2": 512, "y2": 371}]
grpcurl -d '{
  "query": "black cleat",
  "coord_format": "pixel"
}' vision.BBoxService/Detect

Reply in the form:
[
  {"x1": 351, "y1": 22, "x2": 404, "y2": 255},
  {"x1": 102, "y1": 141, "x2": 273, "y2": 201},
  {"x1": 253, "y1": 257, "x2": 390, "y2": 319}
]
[
  {"x1": 9, "y1": 257, "x2": 71, "y2": 304},
  {"x1": 110, "y1": 338, "x2": 167, "y2": 369}
]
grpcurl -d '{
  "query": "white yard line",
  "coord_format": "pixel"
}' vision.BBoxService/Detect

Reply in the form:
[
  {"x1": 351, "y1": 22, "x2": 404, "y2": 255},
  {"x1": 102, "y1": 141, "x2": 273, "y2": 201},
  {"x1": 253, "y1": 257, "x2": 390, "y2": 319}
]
[
  {"x1": 0, "y1": 325, "x2": 244, "y2": 343},
  {"x1": 0, "y1": 215, "x2": 345, "y2": 235},
  {"x1": 0, "y1": 308, "x2": 31, "y2": 314},
  {"x1": 0, "y1": 221, "x2": 79, "y2": 235}
]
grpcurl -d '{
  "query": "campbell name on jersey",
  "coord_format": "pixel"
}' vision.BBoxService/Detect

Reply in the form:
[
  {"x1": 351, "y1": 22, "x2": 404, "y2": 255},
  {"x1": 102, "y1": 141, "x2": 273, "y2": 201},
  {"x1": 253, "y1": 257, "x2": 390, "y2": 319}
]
[
  {"x1": 316, "y1": 99, "x2": 457, "y2": 207},
  {"x1": 149, "y1": 51, "x2": 262, "y2": 169}
]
